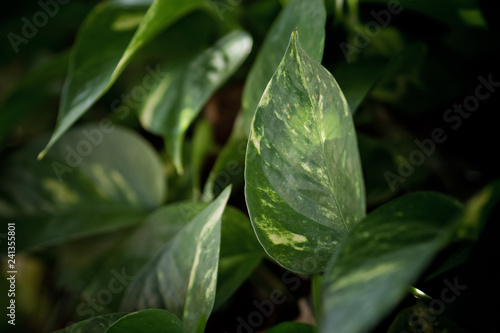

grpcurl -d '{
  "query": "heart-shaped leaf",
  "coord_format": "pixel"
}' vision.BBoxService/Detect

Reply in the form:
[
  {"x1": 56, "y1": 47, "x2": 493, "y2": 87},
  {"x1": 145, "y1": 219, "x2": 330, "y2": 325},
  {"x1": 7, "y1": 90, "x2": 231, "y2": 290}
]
[
  {"x1": 245, "y1": 30, "x2": 365, "y2": 274},
  {"x1": 0, "y1": 123, "x2": 165, "y2": 251},
  {"x1": 320, "y1": 192, "x2": 463, "y2": 333},
  {"x1": 242, "y1": 0, "x2": 326, "y2": 135},
  {"x1": 120, "y1": 186, "x2": 230, "y2": 332},
  {"x1": 138, "y1": 30, "x2": 252, "y2": 173}
]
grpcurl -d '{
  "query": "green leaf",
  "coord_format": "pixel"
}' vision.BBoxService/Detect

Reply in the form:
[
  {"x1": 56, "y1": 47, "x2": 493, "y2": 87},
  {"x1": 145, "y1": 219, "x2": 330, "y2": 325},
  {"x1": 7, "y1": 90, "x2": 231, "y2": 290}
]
[
  {"x1": 242, "y1": 0, "x2": 326, "y2": 135},
  {"x1": 215, "y1": 206, "x2": 263, "y2": 309},
  {"x1": 55, "y1": 202, "x2": 260, "y2": 317},
  {"x1": 120, "y1": 187, "x2": 231, "y2": 332},
  {"x1": 0, "y1": 123, "x2": 165, "y2": 251},
  {"x1": 311, "y1": 274, "x2": 323, "y2": 323},
  {"x1": 245, "y1": 30, "x2": 365, "y2": 274},
  {"x1": 203, "y1": 129, "x2": 247, "y2": 201},
  {"x1": 39, "y1": 0, "x2": 210, "y2": 159},
  {"x1": 266, "y1": 322, "x2": 315, "y2": 333},
  {"x1": 455, "y1": 179, "x2": 500, "y2": 240},
  {"x1": 320, "y1": 192, "x2": 463, "y2": 333},
  {"x1": 191, "y1": 119, "x2": 217, "y2": 198},
  {"x1": 426, "y1": 180, "x2": 500, "y2": 279},
  {"x1": 138, "y1": 30, "x2": 252, "y2": 172},
  {"x1": 104, "y1": 309, "x2": 188, "y2": 333},
  {"x1": 52, "y1": 313, "x2": 126, "y2": 333}
]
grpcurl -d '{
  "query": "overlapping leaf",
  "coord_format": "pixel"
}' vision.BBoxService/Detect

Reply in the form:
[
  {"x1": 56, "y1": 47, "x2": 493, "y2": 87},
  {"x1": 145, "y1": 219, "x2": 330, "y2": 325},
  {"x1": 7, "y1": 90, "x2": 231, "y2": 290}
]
[
  {"x1": 0, "y1": 123, "x2": 164, "y2": 251},
  {"x1": 320, "y1": 192, "x2": 463, "y2": 333},
  {"x1": 138, "y1": 30, "x2": 252, "y2": 172},
  {"x1": 120, "y1": 187, "x2": 230, "y2": 332},
  {"x1": 104, "y1": 309, "x2": 187, "y2": 333},
  {"x1": 245, "y1": 31, "x2": 365, "y2": 274},
  {"x1": 39, "y1": 0, "x2": 211, "y2": 159}
]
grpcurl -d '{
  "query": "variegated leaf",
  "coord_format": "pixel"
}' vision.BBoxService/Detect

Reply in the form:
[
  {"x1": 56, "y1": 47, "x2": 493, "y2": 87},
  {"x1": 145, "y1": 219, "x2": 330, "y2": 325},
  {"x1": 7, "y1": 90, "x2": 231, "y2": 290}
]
[
  {"x1": 320, "y1": 192, "x2": 463, "y2": 333},
  {"x1": 242, "y1": 0, "x2": 326, "y2": 135},
  {"x1": 245, "y1": 30, "x2": 365, "y2": 274},
  {"x1": 139, "y1": 30, "x2": 252, "y2": 173},
  {"x1": 120, "y1": 186, "x2": 231, "y2": 333}
]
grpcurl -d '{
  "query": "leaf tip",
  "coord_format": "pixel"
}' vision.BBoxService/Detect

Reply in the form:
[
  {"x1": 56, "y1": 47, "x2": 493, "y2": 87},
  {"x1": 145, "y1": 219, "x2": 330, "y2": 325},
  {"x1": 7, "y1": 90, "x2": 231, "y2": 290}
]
[{"x1": 37, "y1": 149, "x2": 47, "y2": 161}]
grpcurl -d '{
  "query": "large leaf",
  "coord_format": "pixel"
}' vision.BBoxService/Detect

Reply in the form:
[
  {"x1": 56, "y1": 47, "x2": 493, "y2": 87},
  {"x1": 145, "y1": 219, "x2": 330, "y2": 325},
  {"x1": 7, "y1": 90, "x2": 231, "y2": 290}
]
[
  {"x1": 120, "y1": 187, "x2": 231, "y2": 332},
  {"x1": 39, "y1": 0, "x2": 210, "y2": 159},
  {"x1": 0, "y1": 123, "x2": 165, "y2": 251},
  {"x1": 57, "y1": 203, "x2": 261, "y2": 317},
  {"x1": 104, "y1": 309, "x2": 188, "y2": 333},
  {"x1": 245, "y1": 30, "x2": 365, "y2": 274},
  {"x1": 242, "y1": 0, "x2": 326, "y2": 135},
  {"x1": 139, "y1": 30, "x2": 252, "y2": 172},
  {"x1": 320, "y1": 192, "x2": 463, "y2": 333},
  {"x1": 53, "y1": 313, "x2": 126, "y2": 333}
]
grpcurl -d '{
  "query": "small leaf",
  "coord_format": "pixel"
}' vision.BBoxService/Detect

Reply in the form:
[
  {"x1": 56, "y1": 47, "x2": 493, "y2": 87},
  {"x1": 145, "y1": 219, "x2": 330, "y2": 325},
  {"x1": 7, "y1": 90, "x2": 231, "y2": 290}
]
[
  {"x1": 39, "y1": 0, "x2": 210, "y2": 158},
  {"x1": 104, "y1": 309, "x2": 188, "y2": 333},
  {"x1": 245, "y1": 30, "x2": 365, "y2": 274},
  {"x1": 120, "y1": 187, "x2": 231, "y2": 332},
  {"x1": 320, "y1": 192, "x2": 463, "y2": 333},
  {"x1": 242, "y1": 0, "x2": 326, "y2": 135},
  {"x1": 52, "y1": 313, "x2": 126, "y2": 333},
  {"x1": 455, "y1": 179, "x2": 500, "y2": 240},
  {"x1": 266, "y1": 322, "x2": 315, "y2": 333},
  {"x1": 138, "y1": 30, "x2": 252, "y2": 172},
  {"x1": 0, "y1": 123, "x2": 165, "y2": 251}
]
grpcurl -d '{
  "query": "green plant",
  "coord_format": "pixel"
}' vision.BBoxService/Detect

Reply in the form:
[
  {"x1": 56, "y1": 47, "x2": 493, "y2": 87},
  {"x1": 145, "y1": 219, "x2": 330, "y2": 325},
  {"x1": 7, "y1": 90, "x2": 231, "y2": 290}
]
[{"x1": 1, "y1": 0, "x2": 499, "y2": 332}]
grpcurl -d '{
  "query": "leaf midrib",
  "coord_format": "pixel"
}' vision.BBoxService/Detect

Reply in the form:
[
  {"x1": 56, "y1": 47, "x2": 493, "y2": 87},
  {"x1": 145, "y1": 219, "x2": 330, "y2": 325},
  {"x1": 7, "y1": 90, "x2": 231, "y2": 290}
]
[{"x1": 292, "y1": 37, "x2": 349, "y2": 233}]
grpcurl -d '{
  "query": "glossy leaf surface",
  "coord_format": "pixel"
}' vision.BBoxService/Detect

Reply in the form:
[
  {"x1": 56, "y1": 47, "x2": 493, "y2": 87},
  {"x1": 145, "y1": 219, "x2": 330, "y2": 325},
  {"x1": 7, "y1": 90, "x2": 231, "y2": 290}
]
[{"x1": 245, "y1": 31, "x2": 365, "y2": 274}]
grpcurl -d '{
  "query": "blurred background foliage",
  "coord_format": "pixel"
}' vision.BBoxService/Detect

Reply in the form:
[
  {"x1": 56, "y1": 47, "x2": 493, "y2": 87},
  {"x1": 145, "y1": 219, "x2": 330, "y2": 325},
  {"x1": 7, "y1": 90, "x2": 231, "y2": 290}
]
[{"x1": 1, "y1": 0, "x2": 499, "y2": 332}]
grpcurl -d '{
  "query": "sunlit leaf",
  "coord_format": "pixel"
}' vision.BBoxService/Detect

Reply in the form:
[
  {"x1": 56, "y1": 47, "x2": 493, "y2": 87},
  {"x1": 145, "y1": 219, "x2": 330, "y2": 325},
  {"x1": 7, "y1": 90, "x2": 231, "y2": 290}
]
[
  {"x1": 242, "y1": 0, "x2": 326, "y2": 135},
  {"x1": 245, "y1": 30, "x2": 365, "y2": 274}
]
